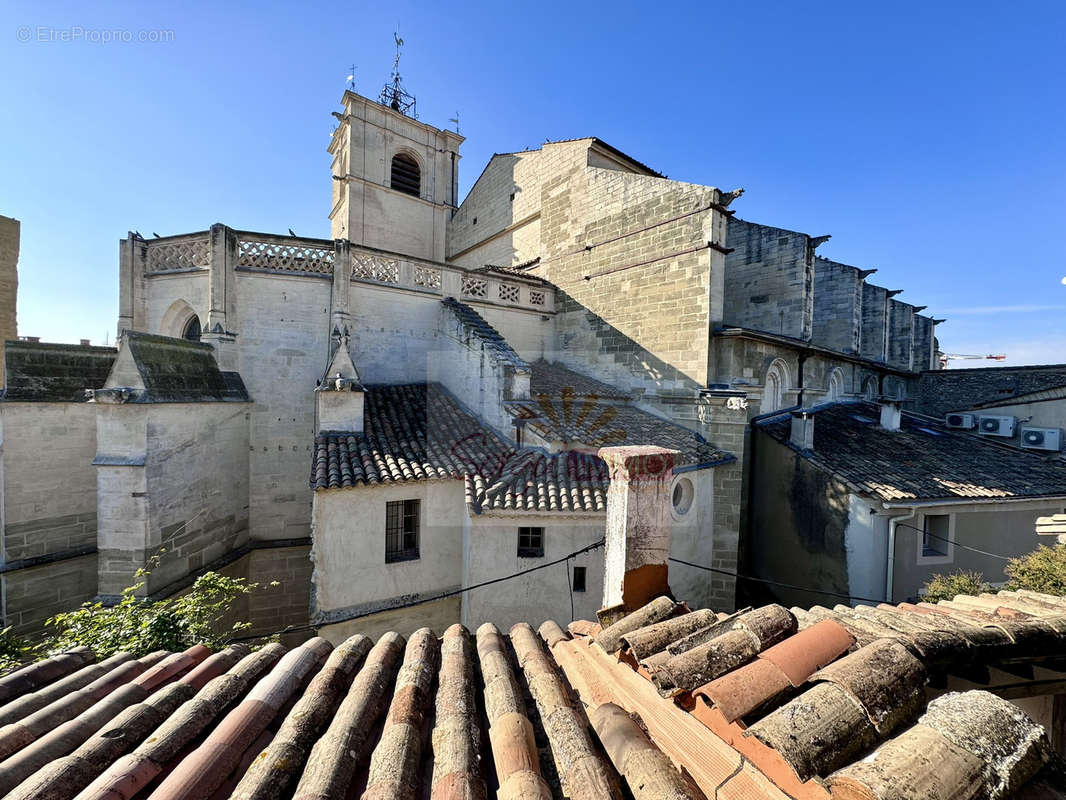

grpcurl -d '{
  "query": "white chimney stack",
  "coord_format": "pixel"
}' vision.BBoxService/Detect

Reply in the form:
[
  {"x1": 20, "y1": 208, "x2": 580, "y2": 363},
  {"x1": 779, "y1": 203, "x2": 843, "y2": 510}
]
[
  {"x1": 790, "y1": 412, "x2": 814, "y2": 450},
  {"x1": 598, "y1": 445, "x2": 679, "y2": 613},
  {"x1": 880, "y1": 400, "x2": 902, "y2": 432}
]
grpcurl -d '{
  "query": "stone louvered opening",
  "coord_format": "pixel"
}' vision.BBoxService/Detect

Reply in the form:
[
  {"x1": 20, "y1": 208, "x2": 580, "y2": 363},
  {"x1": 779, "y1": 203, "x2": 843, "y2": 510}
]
[{"x1": 390, "y1": 152, "x2": 421, "y2": 197}]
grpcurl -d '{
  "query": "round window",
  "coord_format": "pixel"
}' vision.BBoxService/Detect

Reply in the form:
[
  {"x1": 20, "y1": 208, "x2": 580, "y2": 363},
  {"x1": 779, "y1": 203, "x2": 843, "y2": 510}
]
[{"x1": 671, "y1": 476, "x2": 694, "y2": 517}]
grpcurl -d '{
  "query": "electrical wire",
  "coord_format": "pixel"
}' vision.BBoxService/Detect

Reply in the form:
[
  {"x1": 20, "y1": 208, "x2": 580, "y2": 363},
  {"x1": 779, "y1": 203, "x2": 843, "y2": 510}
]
[
  {"x1": 667, "y1": 556, "x2": 888, "y2": 604},
  {"x1": 233, "y1": 538, "x2": 606, "y2": 641},
  {"x1": 565, "y1": 556, "x2": 575, "y2": 622},
  {"x1": 231, "y1": 526, "x2": 1019, "y2": 644},
  {"x1": 893, "y1": 521, "x2": 1012, "y2": 561}
]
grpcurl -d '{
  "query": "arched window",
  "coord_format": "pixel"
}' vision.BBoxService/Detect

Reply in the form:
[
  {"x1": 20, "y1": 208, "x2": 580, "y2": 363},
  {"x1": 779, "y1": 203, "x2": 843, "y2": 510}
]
[
  {"x1": 862, "y1": 376, "x2": 878, "y2": 400},
  {"x1": 884, "y1": 377, "x2": 905, "y2": 401},
  {"x1": 182, "y1": 315, "x2": 201, "y2": 342},
  {"x1": 390, "y1": 153, "x2": 421, "y2": 197},
  {"x1": 827, "y1": 368, "x2": 845, "y2": 401},
  {"x1": 761, "y1": 360, "x2": 789, "y2": 413}
]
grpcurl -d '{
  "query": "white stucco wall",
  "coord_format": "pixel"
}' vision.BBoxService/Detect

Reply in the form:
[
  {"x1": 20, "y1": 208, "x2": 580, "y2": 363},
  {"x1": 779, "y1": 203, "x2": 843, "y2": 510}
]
[
  {"x1": 462, "y1": 512, "x2": 605, "y2": 631},
  {"x1": 311, "y1": 480, "x2": 466, "y2": 624},
  {"x1": 664, "y1": 468, "x2": 718, "y2": 609},
  {"x1": 844, "y1": 494, "x2": 889, "y2": 603}
]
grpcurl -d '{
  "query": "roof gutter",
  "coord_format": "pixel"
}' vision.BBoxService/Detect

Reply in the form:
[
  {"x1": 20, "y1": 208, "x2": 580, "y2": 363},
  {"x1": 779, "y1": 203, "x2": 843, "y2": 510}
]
[{"x1": 879, "y1": 495, "x2": 1066, "y2": 509}]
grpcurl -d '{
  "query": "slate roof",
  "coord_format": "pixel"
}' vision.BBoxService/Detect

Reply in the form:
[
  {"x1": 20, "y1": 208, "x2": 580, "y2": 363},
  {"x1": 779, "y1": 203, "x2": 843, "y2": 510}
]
[
  {"x1": 510, "y1": 360, "x2": 734, "y2": 469},
  {"x1": 757, "y1": 400, "x2": 1066, "y2": 502},
  {"x1": 2, "y1": 341, "x2": 116, "y2": 402},
  {"x1": 917, "y1": 364, "x2": 1066, "y2": 418},
  {"x1": 1, "y1": 591, "x2": 1065, "y2": 799},
  {"x1": 115, "y1": 332, "x2": 249, "y2": 403}
]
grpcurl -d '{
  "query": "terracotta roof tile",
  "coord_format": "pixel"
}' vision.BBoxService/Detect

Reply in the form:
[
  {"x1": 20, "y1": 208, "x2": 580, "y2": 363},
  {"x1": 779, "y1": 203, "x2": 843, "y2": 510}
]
[{"x1": 1, "y1": 589, "x2": 1065, "y2": 798}]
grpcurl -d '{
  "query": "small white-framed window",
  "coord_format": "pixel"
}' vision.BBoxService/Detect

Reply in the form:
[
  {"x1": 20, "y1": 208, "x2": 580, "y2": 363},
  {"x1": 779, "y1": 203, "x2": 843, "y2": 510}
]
[
  {"x1": 917, "y1": 512, "x2": 955, "y2": 565},
  {"x1": 670, "y1": 475, "x2": 695, "y2": 520}
]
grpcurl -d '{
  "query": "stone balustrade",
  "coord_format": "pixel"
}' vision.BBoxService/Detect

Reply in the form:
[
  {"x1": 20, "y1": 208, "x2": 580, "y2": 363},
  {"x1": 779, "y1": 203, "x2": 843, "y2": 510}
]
[{"x1": 139, "y1": 227, "x2": 553, "y2": 313}]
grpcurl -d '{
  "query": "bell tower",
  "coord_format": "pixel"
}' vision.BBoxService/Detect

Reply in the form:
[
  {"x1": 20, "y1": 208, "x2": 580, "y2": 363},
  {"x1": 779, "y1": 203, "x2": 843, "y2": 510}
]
[{"x1": 328, "y1": 57, "x2": 463, "y2": 262}]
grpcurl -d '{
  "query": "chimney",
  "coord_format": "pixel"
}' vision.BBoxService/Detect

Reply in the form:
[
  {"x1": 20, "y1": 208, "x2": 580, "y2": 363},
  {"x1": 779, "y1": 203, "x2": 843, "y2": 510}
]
[
  {"x1": 880, "y1": 400, "x2": 902, "y2": 432},
  {"x1": 598, "y1": 445, "x2": 679, "y2": 613},
  {"x1": 790, "y1": 412, "x2": 814, "y2": 450}
]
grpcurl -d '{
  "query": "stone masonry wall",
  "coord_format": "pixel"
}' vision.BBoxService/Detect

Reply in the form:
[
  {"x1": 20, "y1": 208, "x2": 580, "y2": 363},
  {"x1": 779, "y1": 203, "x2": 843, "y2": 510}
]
[
  {"x1": 448, "y1": 149, "x2": 545, "y2": 267},
  {"x1": 912, "y1": 314, "x2": 936, "y2": 372},
  {"x1": 860, "y1": 283, "x2": 890, "y2": 362},
  {"x1": 0, "y1": 216, "x2": 17, "y2": 388},
  {"x1": 1, "y1": 403, "x2": 100, "y2": 562},
  {"x1": 724, "y1": 218, "x2": 814, "y2": 340},
  {"x1": 2, "y1": 554, "x2": 98, "y2": 634},
  {"x1": 887, "y1": 299, "x2": 915, "y2": 371},
  {"x1": 536, "y1": 161, "x2": 725, "y2": 395},
  {"x1": 235, "y1": 273, "x2": 331, "y2": 542},
  {"x1": 219, "y1": 545, "x2": 312, "y2": 646},
  {"x1": 96, "y1": 402, "x2": 250, "y2": 597},
  {"x1": 812, "y1": 257, "x2": 863, "y2": 354}
]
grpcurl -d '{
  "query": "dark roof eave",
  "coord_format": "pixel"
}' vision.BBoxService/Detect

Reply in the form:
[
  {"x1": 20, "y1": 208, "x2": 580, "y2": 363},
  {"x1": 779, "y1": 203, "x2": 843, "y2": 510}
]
[{"x1": 714, "y1": 326, "x2": 916, "y2": 376}]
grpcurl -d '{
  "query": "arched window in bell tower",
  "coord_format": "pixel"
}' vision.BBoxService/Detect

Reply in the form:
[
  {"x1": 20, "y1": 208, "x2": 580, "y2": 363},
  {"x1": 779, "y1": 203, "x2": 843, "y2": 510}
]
[
  {"x1": 390, "y1": 152, "x2": 421, "y2": 197},
  {"x1": 182, "y1": 315, "x2": 201, "y2": 342}
]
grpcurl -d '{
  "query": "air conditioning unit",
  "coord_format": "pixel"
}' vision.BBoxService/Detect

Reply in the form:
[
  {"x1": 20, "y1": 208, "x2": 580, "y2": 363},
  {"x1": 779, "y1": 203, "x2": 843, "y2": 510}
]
[
  {"x1": 1021, "y1": 427, "x2": 1063, "y2": 452},
  {"x1": 945, "y1": 413, "x2": 976, "y2": 430},
  {"x1": 977, "y1": 415, "x2": 1017, "y2": 437}
]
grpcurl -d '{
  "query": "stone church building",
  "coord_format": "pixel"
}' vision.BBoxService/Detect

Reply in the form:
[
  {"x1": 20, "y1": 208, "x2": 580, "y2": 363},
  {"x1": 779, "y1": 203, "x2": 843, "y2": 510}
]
[{"x1": 1, "y1": 88, "x2": 944, "y2": 639}]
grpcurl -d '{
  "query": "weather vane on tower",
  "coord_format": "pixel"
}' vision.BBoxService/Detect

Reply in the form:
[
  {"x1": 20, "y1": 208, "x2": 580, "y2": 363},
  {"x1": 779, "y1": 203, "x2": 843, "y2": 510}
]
[{"x1": 378, "y1": 28, "x2": 417, "y2": 118}]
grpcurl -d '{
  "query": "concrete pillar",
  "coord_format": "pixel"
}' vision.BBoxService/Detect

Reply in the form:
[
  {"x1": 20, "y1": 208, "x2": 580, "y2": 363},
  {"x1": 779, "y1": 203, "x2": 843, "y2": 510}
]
[{"x1": 599, "y1": 445, "x2": 679, "y2": 612}]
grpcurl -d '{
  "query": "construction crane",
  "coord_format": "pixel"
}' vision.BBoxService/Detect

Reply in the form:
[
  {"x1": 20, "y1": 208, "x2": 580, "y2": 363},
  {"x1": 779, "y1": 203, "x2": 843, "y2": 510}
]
[{"x1": 938, "y1": 352, "x2": 1007, "y2": 369}]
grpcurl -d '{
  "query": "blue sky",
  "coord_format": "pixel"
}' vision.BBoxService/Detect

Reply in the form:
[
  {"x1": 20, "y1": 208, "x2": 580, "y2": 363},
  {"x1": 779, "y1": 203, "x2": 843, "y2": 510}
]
[{"x1": 2, "y1": 0, "x2": 1064, "y2": 365}]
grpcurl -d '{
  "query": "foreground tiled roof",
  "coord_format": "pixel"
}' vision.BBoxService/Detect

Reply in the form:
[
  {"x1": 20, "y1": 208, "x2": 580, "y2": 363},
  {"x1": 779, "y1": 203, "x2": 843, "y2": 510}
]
[
  {"x1": 561, "y1": 588, "x2": 1066, "y2": 798},
  {"x1": 757, "y1": 400, "x2": 1066, "y2": 501},
  {"x1": 2, "y1": 590, "x2": 1065, "y2": 798},
  {"x1": 511, "y1": 360, "x2": 734, "y2": 468},
  {"x1": 2, "y1": 341, "x2": 116, "y2": 402}
]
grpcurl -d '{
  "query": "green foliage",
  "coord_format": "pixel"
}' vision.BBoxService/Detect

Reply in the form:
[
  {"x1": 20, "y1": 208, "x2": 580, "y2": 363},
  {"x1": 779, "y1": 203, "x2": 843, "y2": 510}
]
[
  {"x1": 1005, "y1": 544, "x2": 1066, "y2": 596},
  {"x1": 0, "y1": 627, "x2": 31, "y2": 676},
  {"x1": 42, "y1": 559, "x2": 263, "y2": 658},
  {"x1": 920, "y1": 570, "x2": 990, "y2": 603}
]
